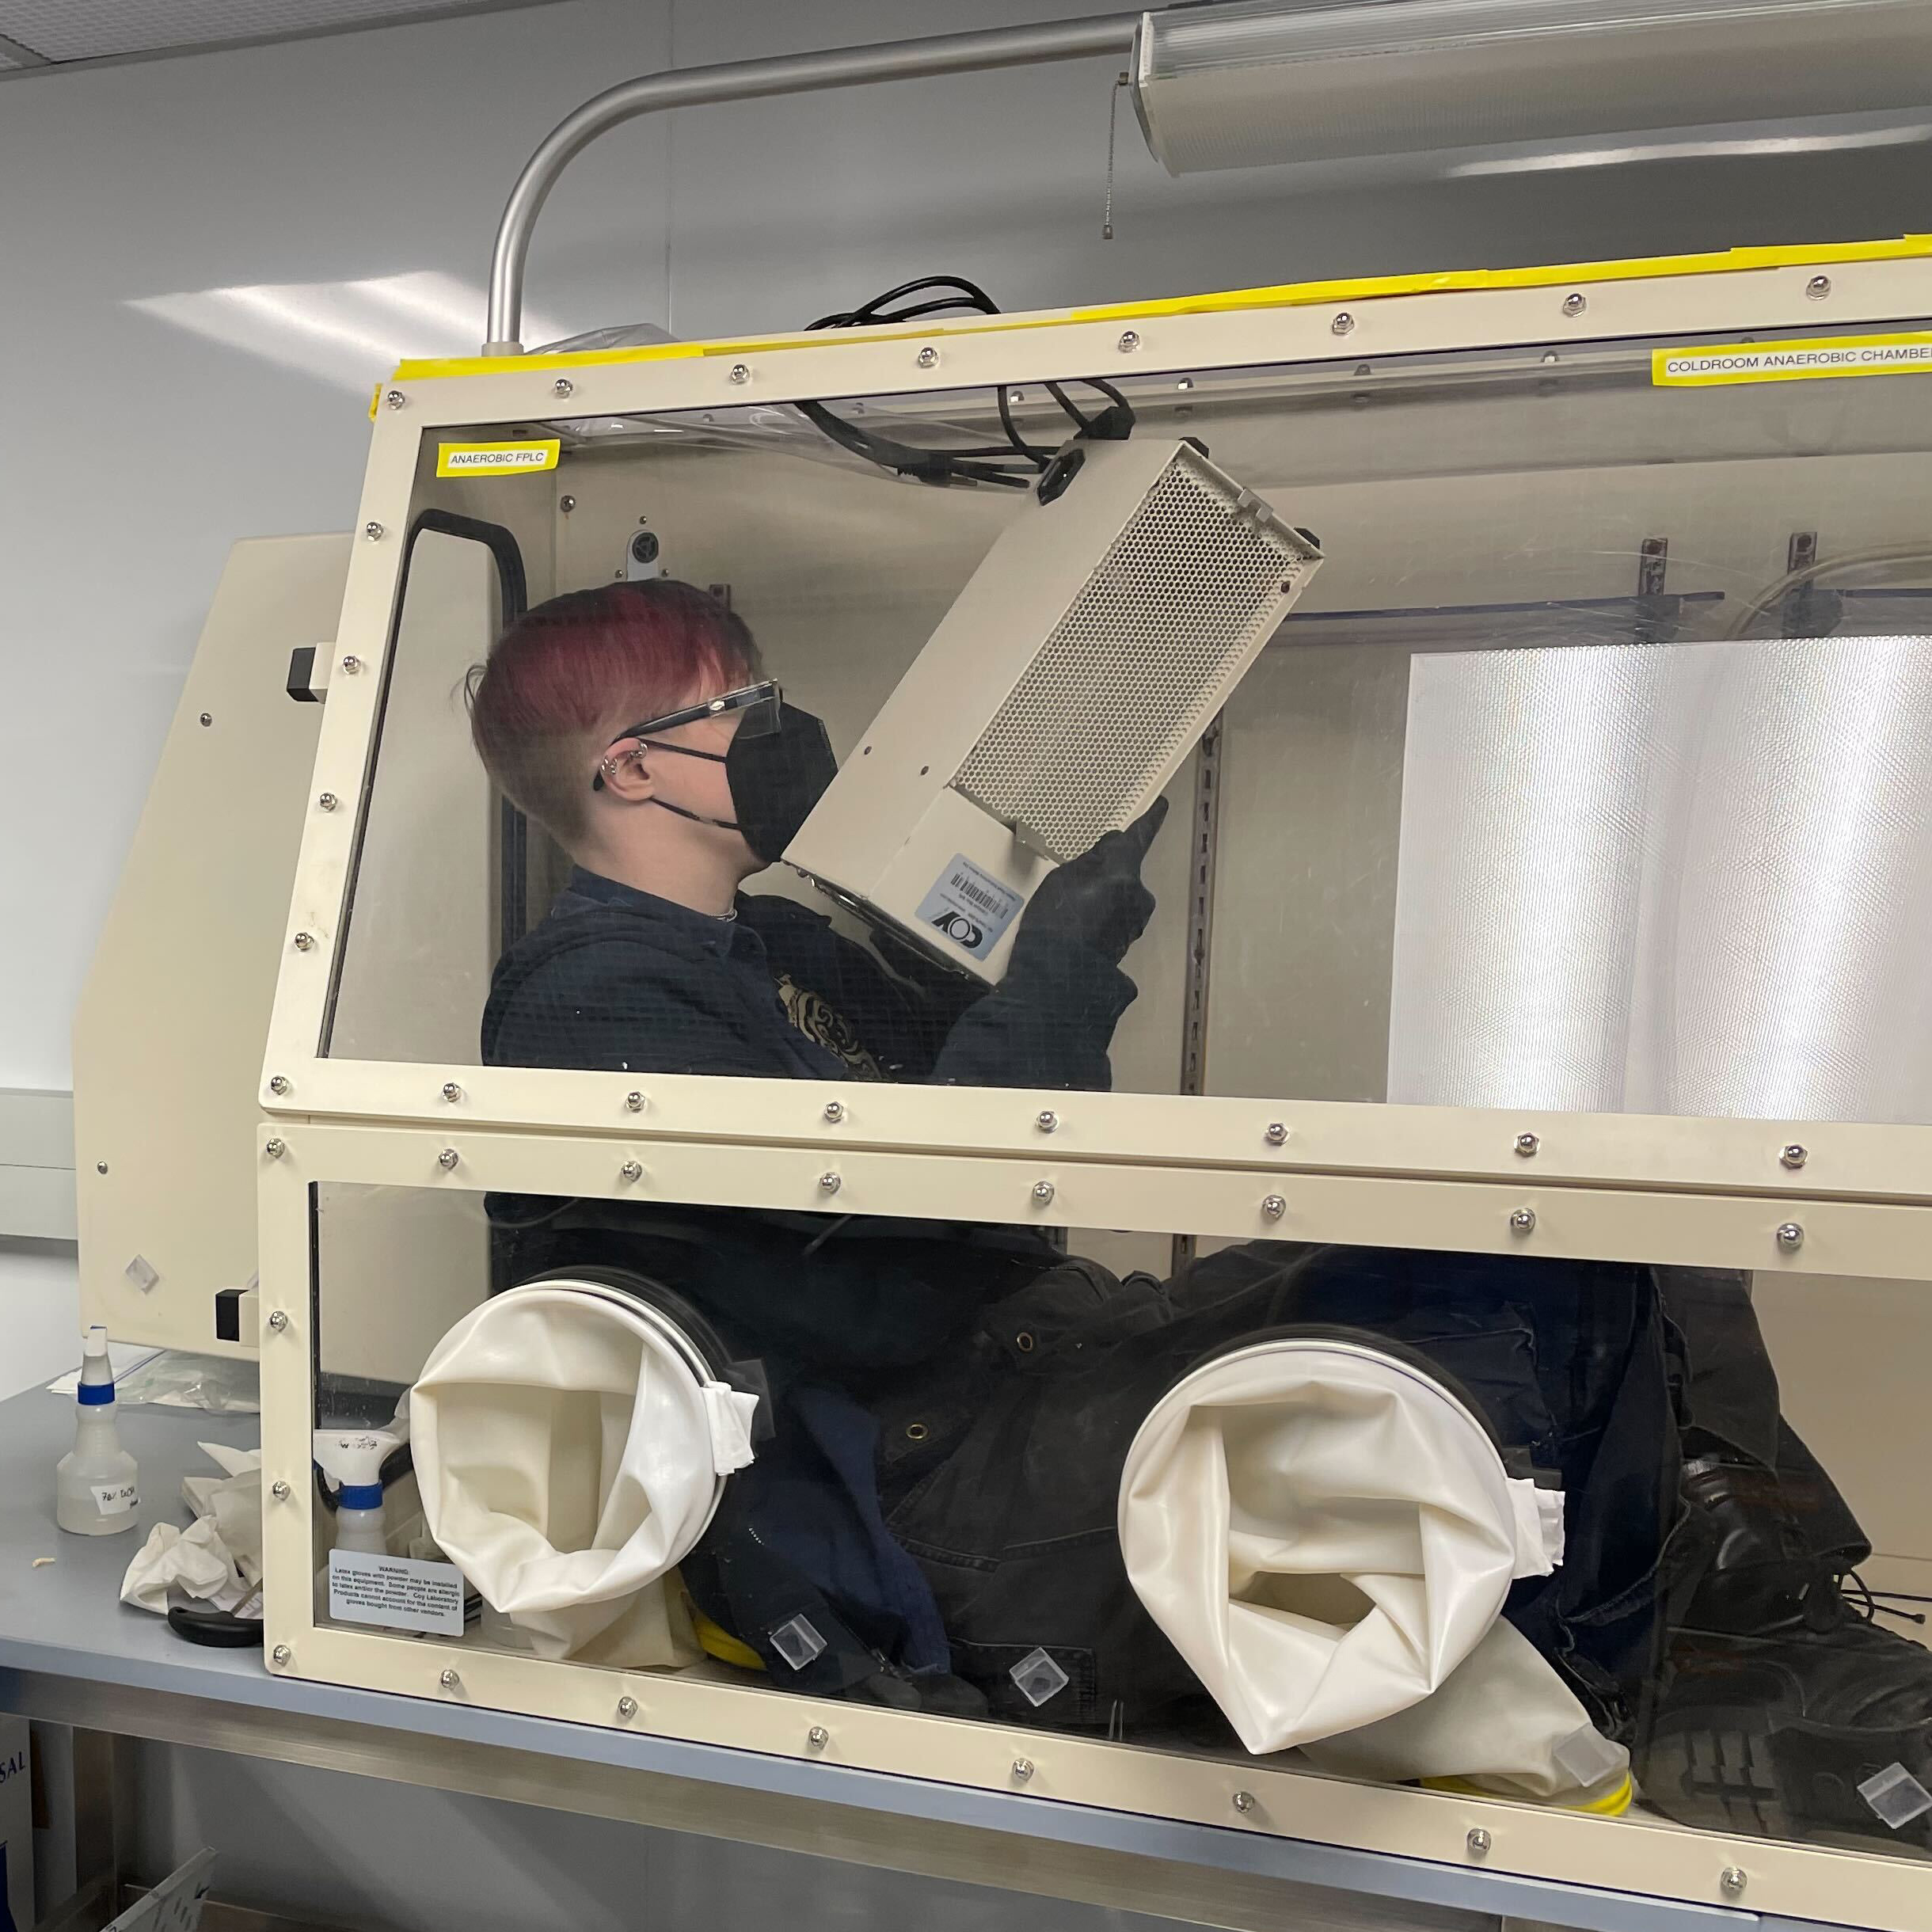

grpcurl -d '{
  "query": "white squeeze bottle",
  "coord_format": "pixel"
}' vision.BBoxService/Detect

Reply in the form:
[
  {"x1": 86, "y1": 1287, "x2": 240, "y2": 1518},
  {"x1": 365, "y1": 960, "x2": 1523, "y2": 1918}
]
[{"x1": 56, "y1": 1326, "x2": 140, "y2": 1535}]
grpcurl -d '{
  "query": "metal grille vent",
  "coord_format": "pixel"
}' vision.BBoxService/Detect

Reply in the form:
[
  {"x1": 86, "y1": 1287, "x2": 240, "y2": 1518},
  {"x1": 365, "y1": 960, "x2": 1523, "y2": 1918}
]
[{"x1": 953, "y1": 452, "x2": 1314, "y2": 861}]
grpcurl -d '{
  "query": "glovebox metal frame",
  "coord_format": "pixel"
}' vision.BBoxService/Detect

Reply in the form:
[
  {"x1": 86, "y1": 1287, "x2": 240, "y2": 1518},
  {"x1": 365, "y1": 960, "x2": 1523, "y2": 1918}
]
[{"x1": 257, "y1": 242, "x2": 1932, "y2": 1932}]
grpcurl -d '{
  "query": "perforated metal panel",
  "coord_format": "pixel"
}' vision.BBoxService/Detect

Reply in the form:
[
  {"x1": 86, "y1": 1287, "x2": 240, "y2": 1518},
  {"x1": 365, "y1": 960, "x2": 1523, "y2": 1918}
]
[{"x1": 952, "y1": 451, "x2": 1318, "y2": 861}]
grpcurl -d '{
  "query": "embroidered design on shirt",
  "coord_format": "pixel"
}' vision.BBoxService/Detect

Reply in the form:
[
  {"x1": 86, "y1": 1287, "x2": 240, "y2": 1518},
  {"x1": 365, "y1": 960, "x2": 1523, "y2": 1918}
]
[{"x1": 774, "y1": 974, "x2": 882, "y2": 1078}]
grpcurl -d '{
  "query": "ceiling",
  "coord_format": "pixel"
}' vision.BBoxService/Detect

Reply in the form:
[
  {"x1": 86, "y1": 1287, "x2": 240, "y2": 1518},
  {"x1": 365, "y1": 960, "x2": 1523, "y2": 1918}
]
[{"x1": 0, "y1": 0, "x2": 556, "y2": 71}]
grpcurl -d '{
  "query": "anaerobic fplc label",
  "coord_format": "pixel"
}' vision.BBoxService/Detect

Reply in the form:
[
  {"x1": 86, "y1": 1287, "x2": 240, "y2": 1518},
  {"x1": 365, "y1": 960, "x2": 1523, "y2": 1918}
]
[
  {"x1": 917, "y1": 855, "x2": 1024, "y2": 960},
  {"x1": 1654, "y1": 334, "x2": 1932, "y2": 387},
  {"x1": 328, "y1": 1550, "x2": 465, "y2": 1635},
  {"x1": 434, "y1": 439, "x2": 561, "y2": 477}
]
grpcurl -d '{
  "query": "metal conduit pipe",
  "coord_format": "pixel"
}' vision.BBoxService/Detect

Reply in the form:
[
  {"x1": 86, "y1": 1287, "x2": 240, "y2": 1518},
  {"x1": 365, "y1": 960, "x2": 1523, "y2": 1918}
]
[{"x1": 483, "y1": 12, "x2": 1142, "y2": 352}]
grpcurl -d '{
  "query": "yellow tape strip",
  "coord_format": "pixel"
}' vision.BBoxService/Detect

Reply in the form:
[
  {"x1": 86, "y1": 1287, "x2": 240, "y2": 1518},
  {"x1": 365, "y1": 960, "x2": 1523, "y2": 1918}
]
[
  {"x1": 1421, "y1": 1773, "x2": 1634, "y2": 1818},
  {"x1": 1653, "y1": 331, "x2": 1932, "y2": 387},
  {"x1": 388, "y1": 235, "x2": 1932, "y2": 382}
]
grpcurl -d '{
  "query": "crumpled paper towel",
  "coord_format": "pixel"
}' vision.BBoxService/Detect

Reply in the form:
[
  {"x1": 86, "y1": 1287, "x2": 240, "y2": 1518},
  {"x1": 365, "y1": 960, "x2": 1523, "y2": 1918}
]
[{"x1": 121, "y1": 1440, "x2": 263, "y2": 1618}]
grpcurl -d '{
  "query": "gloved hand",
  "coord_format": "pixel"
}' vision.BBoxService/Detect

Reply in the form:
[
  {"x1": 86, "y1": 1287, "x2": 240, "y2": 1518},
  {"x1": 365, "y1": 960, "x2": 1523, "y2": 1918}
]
[{"x1": 1011, "y1": 797, "x2": 1168, "y2": 972}]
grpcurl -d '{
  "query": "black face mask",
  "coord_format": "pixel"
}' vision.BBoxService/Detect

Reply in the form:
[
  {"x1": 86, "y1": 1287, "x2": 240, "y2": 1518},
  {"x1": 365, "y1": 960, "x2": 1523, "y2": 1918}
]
[{"x1": 641, "y1": 699, "x2": 838, "y2": 865}]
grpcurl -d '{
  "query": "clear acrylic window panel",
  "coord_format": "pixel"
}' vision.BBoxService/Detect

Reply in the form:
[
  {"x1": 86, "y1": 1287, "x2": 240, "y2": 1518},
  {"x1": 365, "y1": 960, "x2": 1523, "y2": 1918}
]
[
  {"x1": 306, "y1": 1178, "x2": 1932, "y2": 1865},
  {"x1": 322, "y1": 337, "x2": 1932, "y2": 1129}
]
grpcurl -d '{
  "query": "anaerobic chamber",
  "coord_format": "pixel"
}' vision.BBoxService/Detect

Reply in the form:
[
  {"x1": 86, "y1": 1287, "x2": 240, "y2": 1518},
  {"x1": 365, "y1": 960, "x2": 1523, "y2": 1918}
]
[{"x1": 77, "y1": 239, "x2": 1932, "y2": 1932}]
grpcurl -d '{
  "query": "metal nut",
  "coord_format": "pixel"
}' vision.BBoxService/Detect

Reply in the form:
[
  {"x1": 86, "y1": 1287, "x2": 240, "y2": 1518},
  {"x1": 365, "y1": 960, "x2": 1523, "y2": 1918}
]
[
  {"x1": 1720, "y1": 1867, "x2": 1747, "y2": 1896},
  {"x1": 728, "y1": 363, "x2": 751, "y2": 384},
  {"x1": 1781, "y1": 1143, "x2": 1808, "y2": 1169},
  {"x1": 1331, "y1": 312, "x2": 1356, "y2": 336},
  {"x1": 1264, "y1": 1122, "x2": 1287, "y2": 1146},
  {"x1": 440, "y1": 1668, "x2": 461, "y2": 1690},
  {"x1": 292, "y1": 931, "x2": 314, "y2": 952},
  {"x1": 1515, "y1": 1131, "x2": 1540, "y2": 1157},
  {"x1": 559, "y1": 494, "x2": 576, "y2": 512},
  {"x1": 1806, "y1": 276, "x2": 1831, "y2": 300},
  {"x1": 819, "y1": 1172, "x2": 842, "y2": 1195},
  {"x1": 442, "y1": 1081, "x2": 462, "y2": 1102},
  {"x1": 384, "y1": 389, "x2": 406, "y2": 409},
  {"x1": 1777, "y1": 1221, "x2": 1805, "y2": 1251},
  {"x1": 96, "y1": 1162, "x2": 108, "y2": 1175},
  {"x1": 916, "y1": 346, "x2": 940, "y2": 369},
  {"x1": 1466, "y1": 1827, "x2": 1492, "y2": 1856},
  {"x1": 318, "y1": 792, "x2": 338, "y2": 811},
  {"x1": 363, "y1": 521, "x2": 385, "y2": 541},
  {"x1": 620, "y1": 1159, "x2": 643, "y2": 1182},
  {"x1": 340, "y1": 655, "x2": 361, "y2": 675},
  {"x1": 1036, "y1": 1110, "x2": 1058, "y2": 1133},
  {"x1": 1232, "y1": 1791, "x2": 1255, "y2": 1813},
  {"x1": 267, "y1": 1310, "x2": 288, "y2": 1333},
  {"x1": 439, "y1": 1148, "x2": 460, "y2": 1171},
  {"x1": 1117, "y1": 329, "x2": 1139, "y2": 352},
  {"x1": 553, "y1": 377, "x2": 575, "y2": 397},
  {"x1": 626, "y1": 1091, "x2": 645, "y2": 1112},
  {"x1": 1032, "y1": 1180, "x2": 1056, "y2": 1205},
  {"x1": 1261, "y1": 1193, "x2": 1287, "y2": 1221},
  {"x1": 823, "y1": 1100, "x2": 846, "y2": 1123},
  {"x1": 1510, "y1": 1207, "x2": 1537, "y2": 1234},
  {"x1": 199, "y1": 712, "x2": 213, "y2": 727},
  {"x1": 271, "y1": 1479, "x2": 291, "y2": 1500},
  {"x1": 1011, "y1": 1758, "x2": 1034, "y2": 1782},
  {"x1": 271, "y1": 1645, "x2": 291, "y2": 1666},
  {"x1": 617, "y1": 1696, "x2": 638, "y2": 1719},
  {"x1": 1562, "y1": 292, "x2": 1588, "y2": 317},
  {"x1": 264, "y1": 1138, "x2": 286, "y2": 1160},
  {"x1": 808, "y1": 1725, "x2": 830, "y2": 1748},
  {"x1": 268, "y1": 1074, "x2": 291, "y2": 1095}
]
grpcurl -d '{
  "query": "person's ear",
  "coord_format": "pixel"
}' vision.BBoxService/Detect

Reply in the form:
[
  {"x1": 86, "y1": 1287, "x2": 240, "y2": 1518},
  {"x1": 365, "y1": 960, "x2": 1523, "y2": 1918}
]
[{"x1": 599, "y1": 743, "x2": 656, "y2": 804}]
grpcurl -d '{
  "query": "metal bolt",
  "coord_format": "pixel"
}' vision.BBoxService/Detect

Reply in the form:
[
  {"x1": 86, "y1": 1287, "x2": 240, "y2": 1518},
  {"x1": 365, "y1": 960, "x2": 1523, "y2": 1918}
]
[
  {"x1": 318, "y1": 792, "x2": 338, "y2": 811},
  {"x1": 438, "y1": 1148, "x2": 459, "y2": 1171},
  {"x1": 293, "y1": 931, "x2": 314, "y2": 952},
  {"x1": 1232, "y1": 1791, "x2": 1255, "y2": 1813},
  {"x1": 440, "y1": 1668, "x2": 461, "y2": 1690},
  {"x1": 271, "y1": 1480, "x2": 291, "y2": 1500},
  {"x1": 267, "y1": 1310, "x2": 288, "y2": 1333},
  {"x1": 1511, "y1": 1207, "x2": 1537, "y2": 1234},
  {"x1": 1176, "y1": 376, "x2": 1194, "y2": 390},
  {"x1": 1720, "y1": 1867, "x2": 1748, "y2": 1897},
  {"x1": 96, "y1": 1162, "x2": 108, "y2": 1175},
  {"x1": 1516, "y1": 1131, "x2": 1540, "y2": 1157},
  {"x1": 553, "y1": 377, "x2": 574, "y2": 397},
  {"x1": 1466, "y1": 1827, "x2": 1492, "y2": 1857},
  {"x1": 916, "y1": 346, "x2": 940, "y2": 369},
  {"x1": 363, "y1": 521, "x2": 385, "y2": 541},
  {"x1": 728, "y1": 363, "x2": 751, "y2": 384},
  {"x1": 823, "y1": 1100, "x2": 846, "y2": 1123},
  {"x1": 1117, "y1": 329, "x2": 1139, "y2": 352},
  {"x1": 271, "y1": 1645, "x2": 291, "y2": 1667},
  {"x1": 1331, "y1": 312, "x2": 1355, "y2": 336},
  {"x1": 1777, "y1": 1221, "x2": 1805, "y2": 1251},
  {"x1": 1562, "y1": 292, "x2": 1588, "y2": 317},
  {"x1": 626, "y1": 1091, "x2": 645, "y2": 1112},
  {"x1": 1033, "y1": 1180, "x2": 1056, "y2": 1205},
  {"x1": 1261, "y1": 1194, "x2": 1287, "y2": 1221},
  {"x1": 558, "y1": 494, "x2": 576, "y2": 512},
  {"x1": 819, "y1": 1172, "x2": 842, "y2": 1195},
  {"x1": 268, "y1": 1074, "x2": 291, "y2": 1095},
  {"x1": 384, "y1": 389, "x2": 406, "y2": 409},
  {"x1": 1037, "y1": 1109, "x2": 1059, "y2": 1133},
  {"x1": 620, "y1": 1159, "x2": 643, "y2": 1182},
  {"x1": 199, "y1": 712, "x2": 213, "y2": 727},
  {"x1": 808, "y1": 1725, "x2": 830, "y2": 1749},
  {"x1": 264, "y1": 1138, "x2": 286, "y2": 1160},
  {"x1": 1011, "y1": 1758, "x2": 1034, "y2": 1782},
  {"x1": 340, "y1": 655, "x2": 361, "y2": 675},
  {"x1": 1265, "y1": 1122, "x2": 1287, "y2": 1146},
  {"x1": 1781, "y1": 1143, "x2": 1808, "y2": 1169},
  {"x1": 617, "y1": 1696, "x2": 637, "y2": 1719},
  {"x1": 1807, "y1": 276, "x2": 1831, "y2": 300},
  {"x1": 442, "y1": 1081, "x2": 462, "y2": 1103}
]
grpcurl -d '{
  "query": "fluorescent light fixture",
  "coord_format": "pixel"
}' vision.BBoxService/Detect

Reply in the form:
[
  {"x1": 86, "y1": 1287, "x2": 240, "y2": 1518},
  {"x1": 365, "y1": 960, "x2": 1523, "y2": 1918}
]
[
  {"x1": 1135, "y1": 0, "x2": 1932, "y2": 174},
  {"x1": 1448, "y1": 112, "x2": 1932, "y2": 175}
]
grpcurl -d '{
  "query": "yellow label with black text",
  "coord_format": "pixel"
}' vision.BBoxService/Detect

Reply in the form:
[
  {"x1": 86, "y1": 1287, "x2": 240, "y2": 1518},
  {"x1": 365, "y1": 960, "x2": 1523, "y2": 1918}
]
[
  {"x1": 435, "y1": 439, "x2": 561, "y2": 477},
  {"x1": 1654, "y1": 334, "x2": 1932, "y2": 387}
]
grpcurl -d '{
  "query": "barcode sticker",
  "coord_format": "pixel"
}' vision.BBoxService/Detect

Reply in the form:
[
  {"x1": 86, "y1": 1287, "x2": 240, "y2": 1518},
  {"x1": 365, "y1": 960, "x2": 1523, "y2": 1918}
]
[
  {"x1": 915, "y1": 855, "x2": 1025, "y2": 961},
  {"x1": 90, "y1": 1481, "x2": 139, "y2": 1516}
]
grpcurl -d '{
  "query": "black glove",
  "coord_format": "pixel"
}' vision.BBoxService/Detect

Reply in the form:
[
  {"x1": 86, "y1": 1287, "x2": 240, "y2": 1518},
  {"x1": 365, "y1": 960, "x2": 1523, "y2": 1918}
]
[{"x1": 1010, "y1": 797, "x2": 1168, "y2": 972}]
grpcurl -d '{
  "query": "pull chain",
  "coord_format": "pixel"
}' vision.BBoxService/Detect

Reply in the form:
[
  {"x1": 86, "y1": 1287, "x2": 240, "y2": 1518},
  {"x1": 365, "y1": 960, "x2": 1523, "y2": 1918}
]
[{"x1": 1103, "y1": 70, "x2": 1128, "y2": 241}]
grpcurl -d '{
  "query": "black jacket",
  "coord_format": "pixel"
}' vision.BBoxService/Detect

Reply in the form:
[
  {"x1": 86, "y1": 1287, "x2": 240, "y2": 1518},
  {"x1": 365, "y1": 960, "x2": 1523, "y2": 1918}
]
[{"x1": 481, "y1": 869, "x2": 1133, "y2": 1374}]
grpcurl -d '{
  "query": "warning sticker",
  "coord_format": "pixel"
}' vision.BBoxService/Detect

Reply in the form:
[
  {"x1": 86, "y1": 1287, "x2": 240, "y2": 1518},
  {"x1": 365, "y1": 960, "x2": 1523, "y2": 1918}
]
[
  {"x1": 328, "y1": 1550, "x2": 465, "y2": 1636},
  {"x1": 434, "y1": 439, "x2": 561, "y2": 477},
  {"x1": 1654, "y1": 334, "x2": 1932, "y2": 388},
  {"x1": 915, "y1": 855, "x2": 1025, "y2": 961}
]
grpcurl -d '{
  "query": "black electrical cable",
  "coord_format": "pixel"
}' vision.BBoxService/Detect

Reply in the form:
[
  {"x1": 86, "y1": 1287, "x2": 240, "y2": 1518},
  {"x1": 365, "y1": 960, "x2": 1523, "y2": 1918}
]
[{"x1": 797, "y1": 275, "x2": 1135, "y2": 487}]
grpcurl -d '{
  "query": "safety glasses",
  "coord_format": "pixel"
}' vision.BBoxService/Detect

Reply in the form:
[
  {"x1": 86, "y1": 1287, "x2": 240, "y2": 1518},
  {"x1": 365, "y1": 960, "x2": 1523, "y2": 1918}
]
[{"x1": 593, "y1": 679, "x2": 782, "y2": 790}]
